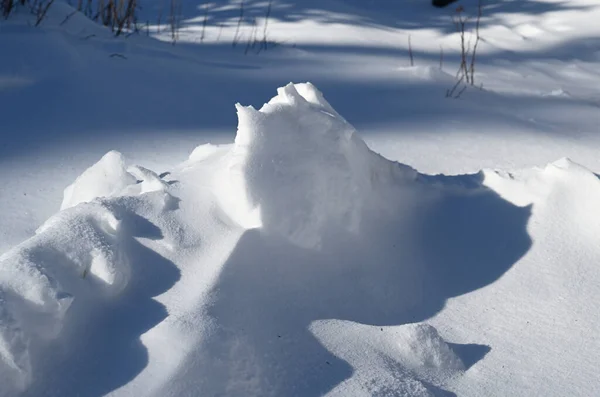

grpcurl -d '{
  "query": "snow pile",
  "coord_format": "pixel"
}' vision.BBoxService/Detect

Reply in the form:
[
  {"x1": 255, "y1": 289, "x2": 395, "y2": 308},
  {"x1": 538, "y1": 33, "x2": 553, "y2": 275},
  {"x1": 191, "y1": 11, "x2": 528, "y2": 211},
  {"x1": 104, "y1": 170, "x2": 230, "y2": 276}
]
[
  {"x1": 61, "y1": 151, "x2": 137, "y2": 210},
  {"x1": 0, "y1": 153, "x2": 177, "y2": 394},
  {"x1": 0, "y1": 202, "x2": 126, "y2": 392},
  {"x1": 311, "y1": 320, "x2": 465, "y2": 397},
  {"x1": 0, "y1": 83, "x2": 532, "y2": 396},
  {"x1": 1, "y1": 82, "x2": 599, "y2": 396},
  {"x1": 61, "y1": 151, "x2": 169, "y2": 210},
  {"x1": 220, "y1": 82, "x2": 416, "y2": 248}
]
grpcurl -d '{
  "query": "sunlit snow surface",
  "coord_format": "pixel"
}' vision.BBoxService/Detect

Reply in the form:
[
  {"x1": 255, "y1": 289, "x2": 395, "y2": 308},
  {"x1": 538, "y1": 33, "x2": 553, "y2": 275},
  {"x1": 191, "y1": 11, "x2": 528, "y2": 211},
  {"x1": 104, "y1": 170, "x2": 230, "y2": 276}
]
[{"x1": 1, "y1": 1, "x2": 600, "y2": 396}]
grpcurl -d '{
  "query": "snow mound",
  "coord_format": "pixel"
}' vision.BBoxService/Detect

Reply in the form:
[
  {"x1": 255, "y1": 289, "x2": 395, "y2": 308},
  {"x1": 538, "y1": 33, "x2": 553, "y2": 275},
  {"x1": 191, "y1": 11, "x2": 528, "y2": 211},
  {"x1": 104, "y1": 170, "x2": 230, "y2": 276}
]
[
  {"x1": 61, "y1": 151, "x2": 136, "y2": 210},
  {"x1": 392, "y1": 323, "x2": 464, "y2": 380},
  {"x1": 221, "y1": 82, "x2": 416, "y2": 248},
  {"x1": 0, "y1": 201, "x2": 127, "y2": 391},
  {"x1": 311, "y1": 320, "x2": 464, "y2": 397},
  {"x1": 188, "y1": 143, "x2": 222, "y2": 163},
  {"x1": 484, "y1": 157, "x2": 600, "y2": 209},
  {"x1": 0, "y1": 152, "x2": 176, "y2": 393},
  {"x1": 61, "y1": 151, "x2": 168, "y2": 210},
  {"x1": 6, "y1": 82, "x2": 591, "y2": 396},
  {"x1": 396, "y1": 66, "x2": 455, "y2": 83}
]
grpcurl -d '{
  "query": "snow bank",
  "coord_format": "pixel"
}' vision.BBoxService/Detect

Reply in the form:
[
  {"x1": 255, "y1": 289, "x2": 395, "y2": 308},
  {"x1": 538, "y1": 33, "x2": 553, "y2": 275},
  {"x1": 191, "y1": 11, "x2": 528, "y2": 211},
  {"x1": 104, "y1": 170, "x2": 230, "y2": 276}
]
[{"x1": 220, "y1": 82, "x2": 416, "y2": 248}]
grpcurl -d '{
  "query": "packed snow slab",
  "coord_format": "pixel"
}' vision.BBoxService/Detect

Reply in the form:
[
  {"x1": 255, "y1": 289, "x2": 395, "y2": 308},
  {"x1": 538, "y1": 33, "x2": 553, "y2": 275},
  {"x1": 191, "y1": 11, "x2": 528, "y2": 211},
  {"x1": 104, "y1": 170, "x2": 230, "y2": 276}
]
[{"x1": 2, "y1": 82, "x2": 599, "y2": 396}]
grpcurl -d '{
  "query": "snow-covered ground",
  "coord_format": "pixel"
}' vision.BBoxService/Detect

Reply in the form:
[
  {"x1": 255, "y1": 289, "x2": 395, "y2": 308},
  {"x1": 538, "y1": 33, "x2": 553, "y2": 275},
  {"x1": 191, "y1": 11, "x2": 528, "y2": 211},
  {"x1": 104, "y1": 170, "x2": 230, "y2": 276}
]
[{"x1": 1, "y1": 0, "x2": 600, "y2": 396}]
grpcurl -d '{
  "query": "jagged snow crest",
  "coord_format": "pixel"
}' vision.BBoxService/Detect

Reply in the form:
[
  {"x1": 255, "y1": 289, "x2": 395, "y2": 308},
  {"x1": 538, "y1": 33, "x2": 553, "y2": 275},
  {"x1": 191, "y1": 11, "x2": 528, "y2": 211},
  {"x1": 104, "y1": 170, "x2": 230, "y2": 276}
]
[{"x1": 219, "y1": 82, "x2": 417, "y2": 248}]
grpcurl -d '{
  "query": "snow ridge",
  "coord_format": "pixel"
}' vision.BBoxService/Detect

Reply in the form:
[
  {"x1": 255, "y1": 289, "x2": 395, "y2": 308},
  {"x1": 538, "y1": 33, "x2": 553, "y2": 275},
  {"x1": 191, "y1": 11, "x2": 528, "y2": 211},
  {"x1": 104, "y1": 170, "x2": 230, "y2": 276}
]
[{"x1": 222, "y1": 82, "x2": 417, "y2": 248}]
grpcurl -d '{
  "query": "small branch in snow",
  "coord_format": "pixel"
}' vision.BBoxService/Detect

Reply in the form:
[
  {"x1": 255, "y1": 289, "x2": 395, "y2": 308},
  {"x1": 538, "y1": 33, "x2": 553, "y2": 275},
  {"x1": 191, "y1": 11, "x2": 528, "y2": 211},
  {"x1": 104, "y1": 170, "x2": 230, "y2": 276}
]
[
  {"x1": 59, "y1": 10, "x2": 77, "y2": 26},
  {"x1": 200, "y1": 1, "x2": 209, "y2": 43},
  {"x1": 260, "y1": 0, "x2": 272, "y2": 52},
  {"x1": 34, "y1": 0, "x2": 55, "y2": 27},
  {"x1": 408, "y1": 34, "x2": 414, "y2": 67},
  {"x1": 446, "y1": 73, "x2": 466, "y2": 99},
  {"x1": 446, "y1": 2, "x2": 485, "y2": 98},
  {"x1": 469, "y1": 0, "x2": 483, "y2": 86},
  {"x1": 232, "y1": 0, "x2": 244, "y2": 47}
]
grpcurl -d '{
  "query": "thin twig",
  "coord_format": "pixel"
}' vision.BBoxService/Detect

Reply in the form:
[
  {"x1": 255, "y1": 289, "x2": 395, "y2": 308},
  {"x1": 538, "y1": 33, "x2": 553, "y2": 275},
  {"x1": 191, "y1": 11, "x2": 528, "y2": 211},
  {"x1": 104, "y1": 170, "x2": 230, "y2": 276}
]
[
  {"x1": 60, "y1": 10, "x2": 77, "y2": 26},
  {"x1": 408, "y1": 34, "x2": 414, "y2": 66},
  {"x1": 200, "y1": 1, "x2": 208, "y2": 42},
  {"x1": 446, "y1": 73, "x2": 465, "y2": 98},
  {"x1": 469, "y1": 0, "x2": 483, "y2": 85},
  {"x1": 260, "y1": 0, "x2": 272, "y2": 51},
  {"x1": 232, "y1": 0, "x2": 244, "y2": 47},
  {"x1": 35, "y1": 0, "x2": 55, "y2": 27}
]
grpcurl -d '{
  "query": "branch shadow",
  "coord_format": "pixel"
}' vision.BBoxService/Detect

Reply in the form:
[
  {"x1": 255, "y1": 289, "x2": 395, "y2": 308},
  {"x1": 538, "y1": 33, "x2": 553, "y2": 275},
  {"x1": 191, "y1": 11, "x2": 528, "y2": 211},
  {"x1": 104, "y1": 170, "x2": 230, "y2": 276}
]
[{"x1": 142, "y1": 0, "x2": 593, "y2": 35}]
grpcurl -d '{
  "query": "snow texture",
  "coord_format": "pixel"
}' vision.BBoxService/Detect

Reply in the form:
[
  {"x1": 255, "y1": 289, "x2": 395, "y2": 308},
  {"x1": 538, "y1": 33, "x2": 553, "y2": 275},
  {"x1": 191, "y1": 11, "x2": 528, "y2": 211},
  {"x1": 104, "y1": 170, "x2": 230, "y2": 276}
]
[
  {"x1": 2, "y1": 74, "x2": 600, "y2": 396},
  {"x1": 222, "y1": 82, "x2": 416, "y2": 248},
  {"x1": 4, "y1": 79, "x2": 600, "y2": 396},
  {"x1": 0, "y1": 153, "x2": 178, "y2": 394},
  {"x1": 2, "y1": 0, "x2": 600, "y2": 394}
]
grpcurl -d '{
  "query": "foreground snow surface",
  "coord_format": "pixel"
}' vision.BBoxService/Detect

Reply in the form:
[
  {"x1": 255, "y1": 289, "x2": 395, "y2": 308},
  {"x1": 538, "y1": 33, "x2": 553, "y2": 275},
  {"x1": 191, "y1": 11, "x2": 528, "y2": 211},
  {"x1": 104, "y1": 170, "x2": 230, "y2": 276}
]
[
  {"x1": 1, "y1": 83, "x2": 599, "y2": 396},
  {"x1": 3, "y1": 0, "x2": 600, "y2": 395}
]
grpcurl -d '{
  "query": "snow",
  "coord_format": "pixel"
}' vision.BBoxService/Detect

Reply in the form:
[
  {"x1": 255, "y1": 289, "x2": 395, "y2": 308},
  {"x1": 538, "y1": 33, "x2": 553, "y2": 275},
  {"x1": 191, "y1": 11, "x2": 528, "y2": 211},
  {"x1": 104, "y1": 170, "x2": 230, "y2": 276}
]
[
  {"x1": 226, "y1": 82, "x2": 417, "y2": 247},
  {"x1": 1, "y1": 0, "x2": 600, "y2": 395},
  {"x1": 61, "y1": 151, "x2": 137, "y2": 210},
  {"x1": 311, "y1": 321, "x2": 465, "y2": 397},
  {"x1": 0, "y1": 82, "x2": 546, "y2": 396}
]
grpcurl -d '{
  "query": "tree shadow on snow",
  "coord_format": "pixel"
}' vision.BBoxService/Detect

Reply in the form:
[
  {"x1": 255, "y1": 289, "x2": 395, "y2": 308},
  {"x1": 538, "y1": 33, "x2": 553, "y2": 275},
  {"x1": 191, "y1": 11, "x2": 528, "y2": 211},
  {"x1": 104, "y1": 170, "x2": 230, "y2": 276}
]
[
  {"x1": 142, "y1": 0, "x2": 593, "y2": 35},
  {"x1": 176, "y1": 173, "x2": 532, "y2": 396},
  {"x1": 22, "y1": 212, "x2": 181, "y2": 397}
]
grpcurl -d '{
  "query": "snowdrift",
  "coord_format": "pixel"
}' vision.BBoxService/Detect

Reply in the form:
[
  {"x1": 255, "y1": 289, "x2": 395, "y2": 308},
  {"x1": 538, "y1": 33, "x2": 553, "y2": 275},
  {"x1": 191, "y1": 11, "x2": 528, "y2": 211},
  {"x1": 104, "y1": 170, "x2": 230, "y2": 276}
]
[
  {"x1": 1, "y1": 83, "x2": 598, "y2": 396},
  {"x1": 218, "y1": 83, "x2": 418, "y2": 247}
]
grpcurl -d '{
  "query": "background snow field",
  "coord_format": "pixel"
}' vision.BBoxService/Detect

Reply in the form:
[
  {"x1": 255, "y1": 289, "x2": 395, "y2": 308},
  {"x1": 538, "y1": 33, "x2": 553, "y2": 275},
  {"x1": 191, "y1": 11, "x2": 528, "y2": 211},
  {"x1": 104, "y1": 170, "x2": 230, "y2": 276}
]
[{"x1": 1, "y1": 0, "x2": 600, "y2": 396}]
